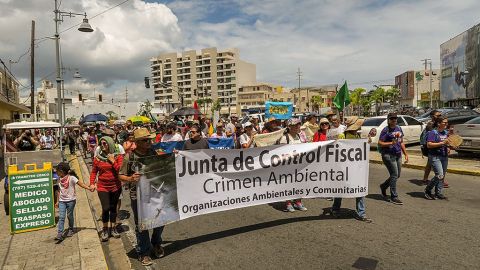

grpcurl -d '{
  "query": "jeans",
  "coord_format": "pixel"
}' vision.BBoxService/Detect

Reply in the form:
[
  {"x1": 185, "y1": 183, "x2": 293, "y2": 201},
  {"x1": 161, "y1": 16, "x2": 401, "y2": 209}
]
[
  {"x1": 381, "y1": 153, "x2": 402, "y2": 198},
  {"x1": 426, "y1": 155, "x2": 448, "y2": 195},
  {"x1": 131, "y1": 199, "x2": 165, "y2": 256},
  {"x1": 58, "y1": 200, "x2": 76, "y2": 233},
  {"x1": 332, "y1": 197, "x2": 366, "y2": 218}
]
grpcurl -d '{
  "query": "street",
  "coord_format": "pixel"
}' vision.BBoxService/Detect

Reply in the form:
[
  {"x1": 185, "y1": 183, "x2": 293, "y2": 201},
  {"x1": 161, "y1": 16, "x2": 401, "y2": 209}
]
[{"x1": 116, "y1": 163, "x2": 480, "y2": 270}]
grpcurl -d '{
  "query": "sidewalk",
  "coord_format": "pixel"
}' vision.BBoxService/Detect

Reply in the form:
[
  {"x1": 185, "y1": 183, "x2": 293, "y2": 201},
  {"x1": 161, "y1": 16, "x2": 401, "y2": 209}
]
[
  {"x1": 0, "y1": 153, "x2": 107, "y2": 270},
  {"x1": 369, "y1": 151, "x2": 480, "y2": 176}
]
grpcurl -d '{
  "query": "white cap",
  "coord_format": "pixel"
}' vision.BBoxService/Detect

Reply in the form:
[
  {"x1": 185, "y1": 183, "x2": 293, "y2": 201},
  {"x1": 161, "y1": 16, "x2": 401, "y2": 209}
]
[
  {"x1": 251, "y1": 115, "x2": 259, "y2": 119},
  {"x1": 243, "y1": 121, "x2": 253, "y2": 128}
]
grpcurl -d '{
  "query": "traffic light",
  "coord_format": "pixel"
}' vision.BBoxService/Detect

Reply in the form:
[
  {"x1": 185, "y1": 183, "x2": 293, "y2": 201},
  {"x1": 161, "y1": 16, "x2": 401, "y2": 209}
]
[
  {"x1": 99, "y1": 94, "x2": 103, "y2": 102},
  {"x1": 144, "y1": 77, "x2": 150, "y2": 88}
]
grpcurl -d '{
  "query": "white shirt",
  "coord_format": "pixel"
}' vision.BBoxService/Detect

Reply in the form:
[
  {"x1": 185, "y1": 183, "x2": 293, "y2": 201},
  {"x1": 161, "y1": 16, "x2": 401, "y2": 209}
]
[
  {"x1": 210, "y1": 132, "x2": 226, "y2": 139},
  {"x1": 239, "y1": 133, "x2": 254, "y2": 148},
  {"x1": 161, "y1": 133, "x2": 184, "y2": 142},
  {"x1": 59, "y1": 175, "x2": 79, "y2": 202},
  {"x1": 40, "y1": 135, "x2": 55, "y2": 149},
  {"x1": 279, "y1": 133, "x2": 304, "y2": 144},
  {"x1": 226, "y1": 122, "x2": 236, "y2": 134}
]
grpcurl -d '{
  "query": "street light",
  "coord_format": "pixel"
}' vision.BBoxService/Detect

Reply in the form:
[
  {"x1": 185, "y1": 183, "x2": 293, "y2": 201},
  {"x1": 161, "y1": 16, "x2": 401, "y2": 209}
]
[{"x1": 54, "y1": 0, "x2": 93, "y2": 160}]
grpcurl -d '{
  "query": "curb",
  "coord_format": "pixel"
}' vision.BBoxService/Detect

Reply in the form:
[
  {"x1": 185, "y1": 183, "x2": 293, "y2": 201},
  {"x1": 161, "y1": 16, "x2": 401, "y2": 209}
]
[
  {"x1": 369, "y1": 160, "x2": 480, "y2": 176},
  {"x1": 69, "y1": 155, "x2": 109, "y2": 270}
]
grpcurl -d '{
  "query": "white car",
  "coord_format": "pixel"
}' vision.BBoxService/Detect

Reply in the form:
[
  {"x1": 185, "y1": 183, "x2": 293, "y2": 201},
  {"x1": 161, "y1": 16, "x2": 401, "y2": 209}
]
[
  {"x1": 453, "y1": 116, "x2": 480, "y2": 153},
  {"x1": 360, "y1": 115, "x2": 426, "y2": 147}
]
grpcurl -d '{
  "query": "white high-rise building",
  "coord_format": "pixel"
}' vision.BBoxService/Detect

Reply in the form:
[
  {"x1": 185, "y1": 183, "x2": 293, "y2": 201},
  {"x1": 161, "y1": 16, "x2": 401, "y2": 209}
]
[{"x1": 150, "y1": 48, "x2": 256, "y2": 116}]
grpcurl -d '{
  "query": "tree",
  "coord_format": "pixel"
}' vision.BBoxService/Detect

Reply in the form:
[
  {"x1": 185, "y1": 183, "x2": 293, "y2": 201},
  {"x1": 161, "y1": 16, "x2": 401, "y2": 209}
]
[
  {"x1": 211, "y1": 99, "x2": 221, "y2": 113},
  {"x1": 65, "y1": 117, "x2": 76, "y2": 124},
  {"x1": 350, "y1": 88, "x2": 366, "y2": 116},
  {"x1": 370, "y1": 87, "x2": 386, "y2": 115},
  {"x1": 105, "y1": 111, "x2": 118, "y2": 120},
  {"x1": 310, "y1": 96, "x2": 323, "y2": 113},
  {"x1": 385, "y1": 87, "x2": 400, "y2": 106}
]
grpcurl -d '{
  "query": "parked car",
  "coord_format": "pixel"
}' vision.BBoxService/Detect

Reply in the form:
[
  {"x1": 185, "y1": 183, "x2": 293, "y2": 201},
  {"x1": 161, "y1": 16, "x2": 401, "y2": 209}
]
[
  {"x1": 416, "y1": 108, "x2": 479, "y2": 127},
  {"x1": 453, "y1": 116, "x2": 480, "y2": 153},
  {"x1": 360, "y1": 115, "x2": 425, "y2": 147}
]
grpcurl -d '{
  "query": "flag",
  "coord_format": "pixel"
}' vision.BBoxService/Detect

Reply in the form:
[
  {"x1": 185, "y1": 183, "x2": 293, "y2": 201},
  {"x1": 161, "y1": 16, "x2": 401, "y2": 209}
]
[
  {"x1": 208, "y1": 123, "x2": 214, "y2": 136},
  {"x1": 193, "y1": 101, "x2": 199, "y2": 120},
  {"x1": 333, "y1": 81, "x2": 350, "y2": 110}
]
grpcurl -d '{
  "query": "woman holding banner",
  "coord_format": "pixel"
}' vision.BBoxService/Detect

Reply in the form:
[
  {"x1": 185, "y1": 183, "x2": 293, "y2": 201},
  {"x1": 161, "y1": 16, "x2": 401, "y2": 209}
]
[
  {"x1": 240, "y1": 122, "x2": 256, "y2": 148},
  {"x1": 278, "y1": 118, "x2": 308, "y2": 212}
]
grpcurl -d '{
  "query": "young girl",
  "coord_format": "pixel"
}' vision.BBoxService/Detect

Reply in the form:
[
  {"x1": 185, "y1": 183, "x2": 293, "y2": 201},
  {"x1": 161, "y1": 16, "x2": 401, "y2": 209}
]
[{"x1": 55, "y1": 162, "x2": 91, "y2": 240}]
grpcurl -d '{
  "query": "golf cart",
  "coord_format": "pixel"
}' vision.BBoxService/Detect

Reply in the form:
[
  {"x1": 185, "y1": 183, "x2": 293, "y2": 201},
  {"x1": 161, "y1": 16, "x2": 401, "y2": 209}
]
[{"x1": 2, "y1": 121, "x2": 63, "y2": 215}]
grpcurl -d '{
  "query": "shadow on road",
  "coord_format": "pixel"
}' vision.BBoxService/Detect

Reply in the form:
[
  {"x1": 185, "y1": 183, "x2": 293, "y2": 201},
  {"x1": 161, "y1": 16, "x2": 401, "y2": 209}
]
[
  {"x1": 408, "y1": 179, "x2": 427, "y2": 186},
  {"x1": 123, "y1": 208, "x2": 359, "y2": 258},
  {"x1": 406, "y1": 192, "x2": 426, "y2": 199},
  {"x1": 365, "y1": 194, "x2": 387, "y2": 201}
]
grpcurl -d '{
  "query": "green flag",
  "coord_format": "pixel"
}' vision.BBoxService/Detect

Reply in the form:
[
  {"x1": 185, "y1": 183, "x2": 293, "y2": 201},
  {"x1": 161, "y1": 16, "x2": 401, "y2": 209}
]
[{"x1": 333, "y1": 81, "x2": 350, "y2": 110}]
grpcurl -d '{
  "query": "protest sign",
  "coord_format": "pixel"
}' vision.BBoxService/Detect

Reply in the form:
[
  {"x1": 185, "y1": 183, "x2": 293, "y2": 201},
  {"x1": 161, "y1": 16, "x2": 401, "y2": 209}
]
[
  {"x1": 265, "y1": 101, "x2": 293, "y2": 120},
  {"x1": 253, "y1": 128, "x2": 286, "y2": 147},
  {"x1": 8, "y1": 163, "x2": 55, "y2": 234},
  {"x1": 137, "y1": 139, "x2": 369, "y2": 229},
  {"x1": 152, "y1": 141, "x2": 185, "y2": 154},
  {"x1": 208, "y1": 138, "x2": 234, "y2": 149}
]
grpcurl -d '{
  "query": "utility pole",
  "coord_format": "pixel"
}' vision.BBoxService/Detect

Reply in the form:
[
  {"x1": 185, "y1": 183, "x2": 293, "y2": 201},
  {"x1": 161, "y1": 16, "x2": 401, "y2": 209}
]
[
  {"x1": 429, "y1": 61, "x2": 433, "y2": 109},
  {"x1": 125, "y1": 86, "x2": 128, "y2": 103},
  {"x1": 420, "y1": 58, "x2": 431, "y2": 108},
  {"x1": 297, "y1": 67, "x2": 302, "y2": 89},
  {"x1": 30, "y1": 20, "x2": 35, "y2": 121}
]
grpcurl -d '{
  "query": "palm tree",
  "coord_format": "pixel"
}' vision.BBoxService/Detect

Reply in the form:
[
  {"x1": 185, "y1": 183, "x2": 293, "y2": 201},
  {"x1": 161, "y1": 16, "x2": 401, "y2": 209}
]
[
  {"x1": 310, "y1": 96, "x2": 323, "y2": 113},
  {"x1": 105, "y1": 110, "x2": 117, "y2": 120},
  {"x1": 350, "y1": 88, "x2": 366, "y2": 116},
  {"x1": 370, "y1": 87, "x2": 386, "y2": 115},
  {"x1": 385, "y1": 87, "x2": 400, "y2": 106}
]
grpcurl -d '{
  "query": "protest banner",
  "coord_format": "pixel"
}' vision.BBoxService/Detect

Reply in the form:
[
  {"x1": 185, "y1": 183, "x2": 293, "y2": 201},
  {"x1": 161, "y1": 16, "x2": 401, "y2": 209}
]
[
  {"x1": 8, "y1": 163, "x2": 55, "y2": 234},
  {"x1": 137, "y1": 139, "x2": 369, "y2": 229},
  {"x1": 253, "y1": 128, "x2": 286, "y2": 147},
  {"x1": 152, "y1": 141, "x2": 185, "y2": 154},
  {"x1": 265, "y1": 101, "x2": 293, "y2": 120}
]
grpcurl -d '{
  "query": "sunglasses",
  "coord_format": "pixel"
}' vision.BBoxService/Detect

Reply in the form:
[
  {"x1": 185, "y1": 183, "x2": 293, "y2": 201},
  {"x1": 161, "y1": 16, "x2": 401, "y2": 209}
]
[
  {"x1": 321, "y1": 123, "x2": 329, "y2": 126},
  {"x1": 101, "y1": 141, "x2": 108, "y2": 146},
  {"x1": 190, "y1": 130, "x2": 199, "y2": 133},
  {"x1": 389, "y1": 117, "x2": 398, "y2": 120},
  {"x1": 138, "y1": 138, "x2": 151, "y2": 142}
]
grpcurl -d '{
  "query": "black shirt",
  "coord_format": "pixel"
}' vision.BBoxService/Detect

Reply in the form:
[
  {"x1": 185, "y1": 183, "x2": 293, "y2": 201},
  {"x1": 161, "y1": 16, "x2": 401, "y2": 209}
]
[{"x1": 183, "y1": 138, "x2": 209, "y2": 150}]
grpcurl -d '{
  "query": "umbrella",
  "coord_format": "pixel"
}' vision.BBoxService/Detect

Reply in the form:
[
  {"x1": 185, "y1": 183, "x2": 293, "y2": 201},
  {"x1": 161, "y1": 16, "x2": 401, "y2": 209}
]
[
  {"x1": 113, "y1": 119, "x2": 126, "y2": 125},
  {"x1": 170, "y1": 107, "x2": 202, "y2": 116},
  {"x1": 128, "y1": 115, "x2": 151, "y2": 124},
  {"x1": 79, "y1": 113, "x2": 108, "y2": 124}
]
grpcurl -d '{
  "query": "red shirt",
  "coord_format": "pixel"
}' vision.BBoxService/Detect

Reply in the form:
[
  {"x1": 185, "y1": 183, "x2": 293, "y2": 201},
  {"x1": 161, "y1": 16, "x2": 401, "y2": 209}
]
[
  {"x1": 90, "y1": 155, "x2": 123, "y2": 192},
  {"x1": 313, "y1": 131, "x2": 327, "y2": 142}
]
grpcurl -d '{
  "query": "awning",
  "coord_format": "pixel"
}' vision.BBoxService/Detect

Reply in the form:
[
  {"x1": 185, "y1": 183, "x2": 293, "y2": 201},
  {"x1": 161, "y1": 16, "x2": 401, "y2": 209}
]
[{"x1": 0, "y1": 96, "x2": 30, "y2": 113}]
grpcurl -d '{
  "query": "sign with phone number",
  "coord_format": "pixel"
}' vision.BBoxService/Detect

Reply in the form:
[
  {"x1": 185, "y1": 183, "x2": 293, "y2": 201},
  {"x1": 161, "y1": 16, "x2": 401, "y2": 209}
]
[{"x1": 8, "y1": 163, "x2": 55, "y2": 234}]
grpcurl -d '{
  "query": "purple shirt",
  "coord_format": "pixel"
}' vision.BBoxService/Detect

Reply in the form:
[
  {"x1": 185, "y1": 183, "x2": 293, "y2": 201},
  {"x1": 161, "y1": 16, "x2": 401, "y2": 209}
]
[
  {"x1": 426, "y1": 129, "x2": 448, "y2": 156},
  {"x1": 379, "y1": 126, "x2": 403, "y2": 156}
]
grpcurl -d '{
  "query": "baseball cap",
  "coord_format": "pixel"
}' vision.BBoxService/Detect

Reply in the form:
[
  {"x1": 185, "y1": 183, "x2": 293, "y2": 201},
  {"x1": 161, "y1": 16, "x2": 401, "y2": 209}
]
[
  {"x1": 244, "y1": 121, "x2": 253, "y2": 128},
  {"x1": 387, "y1": 112, "x2": 398, "y2": 119}
]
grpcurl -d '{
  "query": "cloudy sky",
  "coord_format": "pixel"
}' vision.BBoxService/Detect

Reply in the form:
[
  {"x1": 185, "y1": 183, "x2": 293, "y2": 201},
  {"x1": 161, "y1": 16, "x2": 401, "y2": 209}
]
[{"x1": 1, "y1": 0, "x2": 479, "y2": 103}]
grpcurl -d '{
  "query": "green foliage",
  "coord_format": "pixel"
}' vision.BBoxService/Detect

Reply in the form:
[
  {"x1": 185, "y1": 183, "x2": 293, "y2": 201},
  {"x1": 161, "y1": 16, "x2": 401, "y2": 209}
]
[
  {"x1": 211, "y1": 99, "x2": 221, "y2": 113},
  {"x1": 105, "y1": 111, "x2": 118, "y2": 120},
  {"x1": 310, "y1": 96, "x2": 324, "y2": 112}
]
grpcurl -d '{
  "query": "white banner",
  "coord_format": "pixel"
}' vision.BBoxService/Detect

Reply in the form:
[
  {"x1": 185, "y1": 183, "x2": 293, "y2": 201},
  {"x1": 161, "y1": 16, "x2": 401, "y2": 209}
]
[{"x1": 175, "y1": 139, "x2": 369, "y2": 220}]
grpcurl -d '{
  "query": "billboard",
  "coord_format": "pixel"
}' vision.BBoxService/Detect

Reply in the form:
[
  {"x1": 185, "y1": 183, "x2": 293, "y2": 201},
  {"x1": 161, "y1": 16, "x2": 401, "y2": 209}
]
[{"x1": 440, "y1": 24, "x2": 480, "y2": 101}]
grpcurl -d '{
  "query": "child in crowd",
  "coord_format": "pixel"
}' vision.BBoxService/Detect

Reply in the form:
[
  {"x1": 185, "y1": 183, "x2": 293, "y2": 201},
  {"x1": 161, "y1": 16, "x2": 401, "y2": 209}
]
[{"x1": 55, "y1": 162, "x2": 92, "y2": 240}]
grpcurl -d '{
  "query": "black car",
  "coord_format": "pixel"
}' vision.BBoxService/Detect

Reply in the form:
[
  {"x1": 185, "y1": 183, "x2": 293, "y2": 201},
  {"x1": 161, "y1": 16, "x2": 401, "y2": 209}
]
[{"x1": 416, "y1": 108, "x2": 479, "y2": 127}]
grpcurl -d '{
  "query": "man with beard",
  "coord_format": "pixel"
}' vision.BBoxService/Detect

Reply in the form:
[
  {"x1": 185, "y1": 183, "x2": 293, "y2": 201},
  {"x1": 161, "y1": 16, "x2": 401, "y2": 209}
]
[{"x1": 161, "y1": 122, "x2": 183, "y2": 142}]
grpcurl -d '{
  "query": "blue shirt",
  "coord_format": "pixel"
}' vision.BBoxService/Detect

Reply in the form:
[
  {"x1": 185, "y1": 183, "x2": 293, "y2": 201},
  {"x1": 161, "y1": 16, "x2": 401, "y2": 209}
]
[
  {"x1": 379, "y1": 126, "x2": 403, "y2": 156},
  {"x1": 426, "y1": 129, "x2": 448, "y2": 156}
]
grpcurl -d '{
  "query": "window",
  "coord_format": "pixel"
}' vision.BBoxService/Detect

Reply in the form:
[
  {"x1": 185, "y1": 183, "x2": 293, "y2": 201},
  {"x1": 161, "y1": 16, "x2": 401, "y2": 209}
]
[
  {"x1": 465, "y1": 117, "x2": 480, "y2": 124},
  {"x1": 362, "y1": 118, "x2": 386, "y2": 127},
  {"x1": 404, "y1": 116, "x2": 422, "y2": 125},
  {"x1": 397, "y1": 117, "x2": 406, "y2": 126}
]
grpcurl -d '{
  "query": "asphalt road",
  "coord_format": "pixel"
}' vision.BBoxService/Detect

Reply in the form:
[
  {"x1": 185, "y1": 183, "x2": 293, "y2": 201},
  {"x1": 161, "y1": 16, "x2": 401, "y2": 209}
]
[{"x1": 118, "y1": 163, "x2": 480, "y2": 270}]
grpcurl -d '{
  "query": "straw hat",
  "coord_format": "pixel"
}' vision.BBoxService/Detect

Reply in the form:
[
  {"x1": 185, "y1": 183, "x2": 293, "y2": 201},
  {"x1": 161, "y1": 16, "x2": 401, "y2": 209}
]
[
  {"x1": 326, "y1": 110, "x2": 336, "y2": 116},
  {"x1": 267, "y1": 116, "x2": 277, "y2": 122},
  {"x1": 319, "y1": 118, "x2": 329, "y2": 124},
  {"x1": 345, "y1": 118, "x2": 365, "y2": 132},
  {"x1": 287, "y1": 118, "x2": 301, "y2": 126},
  {"x1": 133, "y1": 127, "x2": 155, "y2": 141},
  {"x1": 344, "y1": 116, "x2": 359, "y2": 127}
]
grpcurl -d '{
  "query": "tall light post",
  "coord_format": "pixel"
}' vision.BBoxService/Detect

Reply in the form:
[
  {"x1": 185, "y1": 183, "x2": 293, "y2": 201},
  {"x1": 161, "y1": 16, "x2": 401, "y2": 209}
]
[{"x1": 54, "y1": 0, "x2": 93, "y2": 159}]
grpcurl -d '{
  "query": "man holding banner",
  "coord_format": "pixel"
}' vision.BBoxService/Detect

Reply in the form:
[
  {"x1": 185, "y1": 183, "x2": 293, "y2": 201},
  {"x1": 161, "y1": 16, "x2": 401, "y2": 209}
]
[{"x1": 119, "y1": 128, "x2": 165, "y2": 266}]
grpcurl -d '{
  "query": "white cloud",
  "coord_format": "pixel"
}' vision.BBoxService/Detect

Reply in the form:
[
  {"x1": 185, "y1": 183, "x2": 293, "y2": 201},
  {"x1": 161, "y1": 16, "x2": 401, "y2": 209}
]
[{"x1": 0, "y1": 0, "x2": 181, "y2": 101}]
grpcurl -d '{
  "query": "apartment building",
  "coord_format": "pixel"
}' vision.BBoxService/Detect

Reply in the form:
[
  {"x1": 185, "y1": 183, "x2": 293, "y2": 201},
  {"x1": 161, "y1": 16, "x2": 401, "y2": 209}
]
[
  {"x1": 290, "y1": 86, "x2": 337, "y2": 113},
  {"x1": 150, "y1": 48, "x2": 256, "y2": 116}
]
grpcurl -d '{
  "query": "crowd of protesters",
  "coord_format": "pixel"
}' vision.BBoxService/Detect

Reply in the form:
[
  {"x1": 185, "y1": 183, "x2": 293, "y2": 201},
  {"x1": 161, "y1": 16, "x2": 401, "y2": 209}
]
[{"x1": 44, "y1": 107, "x2": 458, "y2": 266}]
